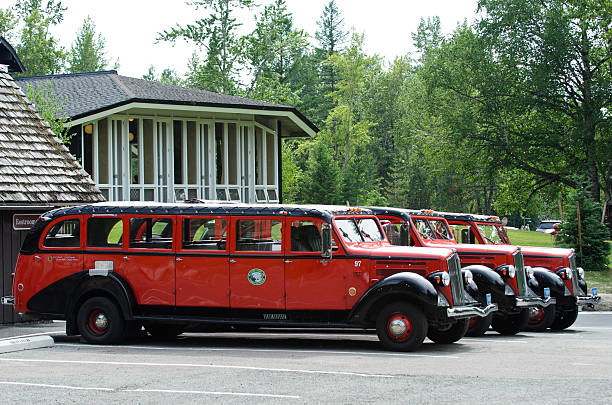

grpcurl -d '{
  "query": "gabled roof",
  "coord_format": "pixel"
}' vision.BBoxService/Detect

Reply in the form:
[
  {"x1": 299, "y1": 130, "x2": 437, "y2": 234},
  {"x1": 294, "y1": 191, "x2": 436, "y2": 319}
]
[
  {"x1": 14, "y1": 71, "x2": 318, "y2": 136},
  {"x1": 0, "y1": 68, "x2": 104, "y2": 205}
]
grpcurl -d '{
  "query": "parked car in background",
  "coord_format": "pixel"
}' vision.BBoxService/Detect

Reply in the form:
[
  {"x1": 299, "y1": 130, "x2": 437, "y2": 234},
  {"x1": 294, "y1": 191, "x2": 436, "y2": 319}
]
[{"x1": 536, "y1": 220, "x2": 561, "y2": 234}]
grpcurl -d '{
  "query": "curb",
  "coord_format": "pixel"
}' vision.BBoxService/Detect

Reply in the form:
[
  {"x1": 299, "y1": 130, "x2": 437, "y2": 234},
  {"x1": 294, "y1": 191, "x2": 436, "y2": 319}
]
[{"x1": 0, "y1": 335, "x2": 54, "y2": 354}]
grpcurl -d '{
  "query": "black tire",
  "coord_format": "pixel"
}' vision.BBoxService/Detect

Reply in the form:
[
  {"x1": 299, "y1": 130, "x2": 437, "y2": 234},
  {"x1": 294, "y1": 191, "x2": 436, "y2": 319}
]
[
  {"x1": 525, "y1": 305, "x2": 556, "y2": 332},
  {"x1": 77, "y1": 297, "x2": 125, "y2": 344},
  {"x1": 375, "y1": 302, "x2": 428, "y2": 352},
  {"x1": 145, "y1": 323, "x2": 186, "y2": 339},
  {"x1": 550, "y1": 307, "x2": 579, "y2": 330},
  {"x1": 491, "y1": 309, "x2": 529, "y2": 335},
  {"x1": 427, "y1": 319, "x2": 469, "y2": 344},
  {"x1": 466, "y1": 314, "x2": 493, "y2": 337}
]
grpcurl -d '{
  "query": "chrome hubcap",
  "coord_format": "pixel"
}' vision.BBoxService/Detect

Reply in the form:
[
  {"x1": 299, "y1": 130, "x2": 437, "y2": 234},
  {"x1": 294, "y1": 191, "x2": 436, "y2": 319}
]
[
  {"x1": 94, "y1": 313, "x2": 109, "y2": 330},
  {"x1": 389, "y1": 319, "x2": 407, "y2": 336}
]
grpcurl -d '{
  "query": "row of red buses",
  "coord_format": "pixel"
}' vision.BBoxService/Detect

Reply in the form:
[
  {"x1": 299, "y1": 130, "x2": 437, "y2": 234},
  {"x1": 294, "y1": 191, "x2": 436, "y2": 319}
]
[{"x1": 2, "y1": 202, "x2": 495, "y2": 351}]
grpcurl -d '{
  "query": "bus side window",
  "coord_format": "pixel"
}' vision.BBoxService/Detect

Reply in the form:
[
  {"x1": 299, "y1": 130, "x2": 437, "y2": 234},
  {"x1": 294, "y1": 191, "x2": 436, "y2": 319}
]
[
  {"x1": 43, "y1": 218, "x2": 80, "y2": 248},
  {"x1": 182, "y1": 218, "x2": 227, "y2": 250},
  {"x1": 87, "y1": 217, "x2": 123, "y2": 248},
  {"x1": 129, "y1": 217, "x2": 173, "y2": 249}
]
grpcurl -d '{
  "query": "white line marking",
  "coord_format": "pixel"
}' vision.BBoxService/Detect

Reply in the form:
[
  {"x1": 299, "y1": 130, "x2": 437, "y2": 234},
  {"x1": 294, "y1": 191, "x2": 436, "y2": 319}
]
[
  {"x1": 571, "y1": 326, "x2": 612, "y2": 331},
  {"x1": 578, "y1": 311, "x2": 612, "y2": 315},
  {"x1": 0, "y1": 381, "x2": 113, "y2": 392},
  {"x1": 127, "y1": 388, "x2": 299, "y2": 398},
  {"x1": 54, "y1": 343, "x2": 459, "y2": 359},
  {"x1": 0, "y1": 331, "x2": 63, "y2": 341},
  {"x1": 571, "y1": 363, "x2": 593, "y2": 366},
  {"x1": 0, "y1": 381, "x2": 299, "y2": 398},
  {"x1": 463, "y1": 338, "x2": 528, "y2": 344},
  {"x1": 0, "y1": 358, "x2": 394, "y2": 378}
]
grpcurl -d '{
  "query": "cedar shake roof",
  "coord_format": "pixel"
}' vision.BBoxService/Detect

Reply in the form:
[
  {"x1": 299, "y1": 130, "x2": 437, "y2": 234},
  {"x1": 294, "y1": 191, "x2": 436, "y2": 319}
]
[
  {"x1": 0, "y1": 68, "x2": 104, "y2": 205},
  {"x1": 15, "y1": 71, "x2": 318, "y2": 134}
]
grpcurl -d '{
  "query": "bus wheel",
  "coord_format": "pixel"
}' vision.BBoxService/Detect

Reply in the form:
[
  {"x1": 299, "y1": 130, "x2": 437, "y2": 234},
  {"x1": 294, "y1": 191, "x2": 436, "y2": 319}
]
[
  {"x1": 491, "y1": 309, "x2": 529, "y2": 335},
  {"x1": 550, "y1": 307, "x2": 578, "y2": 330},
  {"x1": 465, "y1": 313, "x2": 493, "y2": 337},
  {"x1": 525, "y1": 305, "x2": 556, "y2": 332},
  {"x1": 77, "y1": 297, "x2": 125, "y2": 344},
  {"x1": 427, "y1": 319, "x2": 469, "y2": 344},
  {"x1": 376, "y1": 302, "x2": 427, "y2": 352}
]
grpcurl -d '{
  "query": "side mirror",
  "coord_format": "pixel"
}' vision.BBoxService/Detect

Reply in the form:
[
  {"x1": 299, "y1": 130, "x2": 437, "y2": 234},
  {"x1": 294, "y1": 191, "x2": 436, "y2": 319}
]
[
  {"x1": 321, "y1": 222, "x2": 332, "y2": 259},
  {"x1": 400, "y1": 224, "x2": 410, "y2": 246}
]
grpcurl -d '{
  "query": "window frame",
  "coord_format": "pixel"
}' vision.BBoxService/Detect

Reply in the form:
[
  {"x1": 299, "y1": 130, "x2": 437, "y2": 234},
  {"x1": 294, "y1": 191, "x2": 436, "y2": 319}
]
[
  {"x1": 40, "y1": 215, "x2": 83, "y2": 250},
  {"x1": 230, "y1": 216, "x2": 285, "y2": 254},
  {"x1": 178, "y1": 215, "x2": 229, "y2": 253},
  {"x1": 126, "y1": 214, "x2": 176, "y2": 251},
  {"x1": 86, "y1": 214, "x2": 126, "y2": 250}
]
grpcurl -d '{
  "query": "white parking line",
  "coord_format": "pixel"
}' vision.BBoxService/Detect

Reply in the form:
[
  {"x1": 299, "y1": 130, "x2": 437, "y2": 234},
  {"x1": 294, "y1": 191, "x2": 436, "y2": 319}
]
[
  {"x1": 464, "y1": 338, "x2": 528, "y2": 344},
  {"x1": 55, "y1": 343, "x2": 460, "y2": 359},
  {"x1": 0, "y1": 358, "x2": 394, "y2": 378},
  {"x1": 0, "y1": 381, "x2": 299, "y2": 398},
  {"x1": 0, "y1": 331, "x2": 64, "y2": 341}
]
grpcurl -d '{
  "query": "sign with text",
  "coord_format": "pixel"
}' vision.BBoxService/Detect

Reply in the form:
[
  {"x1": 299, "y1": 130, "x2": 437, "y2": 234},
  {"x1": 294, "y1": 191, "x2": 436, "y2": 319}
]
[{"x1": 12, "y1": 214, "x2": 42, "y2": 231}]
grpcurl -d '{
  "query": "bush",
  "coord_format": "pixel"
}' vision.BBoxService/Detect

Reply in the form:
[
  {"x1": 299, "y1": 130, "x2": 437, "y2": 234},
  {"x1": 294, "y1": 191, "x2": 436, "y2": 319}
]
[{"x1": 558, "y1": 187, "x2": 610, "y2": 271}]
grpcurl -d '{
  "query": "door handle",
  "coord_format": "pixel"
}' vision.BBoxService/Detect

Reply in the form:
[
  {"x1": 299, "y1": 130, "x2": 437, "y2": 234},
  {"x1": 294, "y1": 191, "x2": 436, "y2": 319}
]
[
  {"x1": 123, "y1": 256, "x2": 129, "y2": 260},
  {"x1": 284, "y1": 260, "x2": 293, "y2": 264},
  {"x1": 176, "y1": 257, "x2": 183, "y2": 262},
  {"x1": 34, "y1": 255, "x2": 41, "y2": 260},
  {"x1": 229, "y1": 259, "x2": 237, "y2": 263}
]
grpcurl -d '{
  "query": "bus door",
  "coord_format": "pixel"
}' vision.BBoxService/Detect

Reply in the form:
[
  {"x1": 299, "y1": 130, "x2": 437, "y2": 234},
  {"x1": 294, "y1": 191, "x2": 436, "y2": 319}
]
[
  {"x1": 125, "y1": 215, "x2": 176, "y2": 306},
  {"x1": 284, "y1": 217, "x2": 347, "y2": 310},
  {"x1": 176, "y1": 216, "x2": 229, "y2": 307},
  {"x1": 229, "y1": 217, "x2": 285, "y2": 309}
]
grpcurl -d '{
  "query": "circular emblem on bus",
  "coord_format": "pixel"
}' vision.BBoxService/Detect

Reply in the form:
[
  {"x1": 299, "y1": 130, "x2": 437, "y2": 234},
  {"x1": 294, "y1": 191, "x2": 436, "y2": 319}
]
[
  {"x1": 17, "y1": 283, "x2": 24, "y2": 292},
  {"x1": 248, "y1": 268, "x2": 266, "y2": 286},
  {"x1": 348, "y1": 287, "x2": 357, "y2": 296}
]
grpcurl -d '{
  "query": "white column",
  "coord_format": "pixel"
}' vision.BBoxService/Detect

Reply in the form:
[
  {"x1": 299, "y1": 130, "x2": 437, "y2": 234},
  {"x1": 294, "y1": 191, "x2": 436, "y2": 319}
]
[
  {"x1": 153, "y1": 121, "x2": 159, "y2": 201},
  {"x1": 108, "y1": 119, "x2": 114, "y2": 201},
  {"x1": 121, "y1": 119, "x2": 129, "y2": 201},
  {"x1": 209, "y1": 122, "x2": 216, "y2": 199},
  {"x1": 92, "y1": 121, "x2": 99, "y2": 184},
  {"x1": 248, "y1": 124, "x2": 256, "y2": 203},
  {"x1": 168, "y1": 120, "x2": 175, "y2": 202},
  {"x1": 196, "y1": 122, "x2": 202, "y2": 198},
  {"x1": 138, "y1": 119, "x2": 144, "y2": 199}
]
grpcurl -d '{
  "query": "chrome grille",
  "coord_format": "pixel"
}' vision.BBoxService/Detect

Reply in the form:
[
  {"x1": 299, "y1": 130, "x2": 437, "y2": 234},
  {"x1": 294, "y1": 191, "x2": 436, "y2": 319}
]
[
  {"x1": 569, "y1": 254, "x2": 580, "y2": 296},
  {"x1": 513, "y1": 250, "x2": 527, "y2": 297},
  {"x1": 447, "y1": 253, "x2": 465, "y2": 306}
]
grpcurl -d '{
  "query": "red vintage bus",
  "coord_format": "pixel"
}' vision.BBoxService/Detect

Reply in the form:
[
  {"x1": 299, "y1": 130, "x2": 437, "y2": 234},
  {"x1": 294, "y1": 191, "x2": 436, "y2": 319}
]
[{"x1": 2, "y1": 202, "x2": 495, "y2": 351}]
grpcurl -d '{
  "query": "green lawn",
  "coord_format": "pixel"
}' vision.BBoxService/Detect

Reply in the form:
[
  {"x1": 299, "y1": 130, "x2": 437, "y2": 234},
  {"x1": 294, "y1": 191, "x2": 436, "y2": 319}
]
[
  {"x1": 506, "y1": 228, "x2": 555, "y2": 247},
  {"x1": 507, "y1": 228, "x2": 612, "y2": 292}
]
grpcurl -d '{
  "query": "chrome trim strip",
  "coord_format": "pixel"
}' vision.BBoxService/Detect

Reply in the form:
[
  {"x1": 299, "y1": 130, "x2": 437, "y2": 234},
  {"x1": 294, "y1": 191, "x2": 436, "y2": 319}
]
[
  {"x1": 515, "y1": 296, "x2": 556, "y2": 308},
  {"x1": 447, "y1": 303, "x2": 498, "y2": 318},
  {"x1": 514, "y1": 250, "x2": 527, "y2": 296},
  {"x1": 1, "y1": 296, "x2": 15, "y2": 305},
  {"x1": 576, "y1": 295, "x2": 601, "y2": 307}
]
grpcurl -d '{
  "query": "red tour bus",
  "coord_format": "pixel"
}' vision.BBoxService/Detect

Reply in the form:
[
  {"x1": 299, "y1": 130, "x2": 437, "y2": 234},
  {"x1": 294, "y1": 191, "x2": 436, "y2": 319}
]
[{"x1": 2, "y1": 202, "x2": 495, "y2": 351}]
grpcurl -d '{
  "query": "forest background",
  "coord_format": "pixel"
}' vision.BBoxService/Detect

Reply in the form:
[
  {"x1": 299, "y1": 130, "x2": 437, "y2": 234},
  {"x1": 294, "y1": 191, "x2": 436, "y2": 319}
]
[{"x1": 1, "y1": 0, "x2": 611, "y2": 235}]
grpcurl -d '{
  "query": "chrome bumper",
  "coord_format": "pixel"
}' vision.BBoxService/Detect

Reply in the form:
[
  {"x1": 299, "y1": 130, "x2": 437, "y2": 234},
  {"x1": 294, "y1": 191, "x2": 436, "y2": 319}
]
[
  {"x1": 576, "y1": 295, "x2": 601, "y2": 307},
  {"x1": 1, "y1": 296, "x2": 15, "y2": 305},
  {"x1": 515, "y1": 296, "x2": 556, "y2": 308},
  {"x1": 447, "y1": 303, "x2": 498, "y2": 319}
]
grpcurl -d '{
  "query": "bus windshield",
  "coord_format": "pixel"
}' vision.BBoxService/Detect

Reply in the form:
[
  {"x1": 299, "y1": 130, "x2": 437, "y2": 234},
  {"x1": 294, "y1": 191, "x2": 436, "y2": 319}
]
[
  {"x1": 412, "y1": 218, "x2": 453, "y2": 241},
  {"x1": 335, "y1": 218, "x2": 384, "y2": 243}
]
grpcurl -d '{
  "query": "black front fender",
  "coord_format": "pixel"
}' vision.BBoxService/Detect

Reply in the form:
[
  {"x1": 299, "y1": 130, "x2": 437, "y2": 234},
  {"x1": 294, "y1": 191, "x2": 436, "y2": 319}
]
[
  {"x1": 462, "y1": 265, "x2": 506, "y2": 301},
  {"x1": 347, "y1": 272, "x2": 438, "y2": 325},
  {"x1": 532, "y1": 267, "x2": 566, "y2": 298}
]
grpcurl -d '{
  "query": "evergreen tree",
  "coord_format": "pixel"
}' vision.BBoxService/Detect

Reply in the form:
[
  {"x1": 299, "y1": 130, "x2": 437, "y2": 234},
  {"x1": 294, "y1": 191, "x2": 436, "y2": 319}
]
[
  {"x1": 158, "y1": 0, "x2": 253, "y2": 94},
  {"x1": 300, "y1": 141, "x2": 343, "y2": 205},
  {"x1": 14, "y1": 0, "x2": 66, "y2": 75},
  {"x1": 558, "y1": 183, "x2": 610, "y2": 271},
  {"x1": 142, "y1": 65, "x2": 184, "y2": 86},
  {"x1": 68, "y1": 16, "x2": 109, "y2": 73}
]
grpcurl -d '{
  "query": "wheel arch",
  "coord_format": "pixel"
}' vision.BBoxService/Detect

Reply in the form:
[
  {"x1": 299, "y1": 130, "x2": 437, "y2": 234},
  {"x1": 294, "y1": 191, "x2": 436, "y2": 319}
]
[{"x1": 347, "y1": 272, "x2": 438, "y2": 325}]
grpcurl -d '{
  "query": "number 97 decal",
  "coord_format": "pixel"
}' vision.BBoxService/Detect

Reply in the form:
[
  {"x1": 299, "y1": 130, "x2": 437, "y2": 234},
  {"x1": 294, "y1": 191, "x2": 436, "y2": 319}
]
[{"x1": 354, "y1": 260, "x2": 361, "y2": 267}]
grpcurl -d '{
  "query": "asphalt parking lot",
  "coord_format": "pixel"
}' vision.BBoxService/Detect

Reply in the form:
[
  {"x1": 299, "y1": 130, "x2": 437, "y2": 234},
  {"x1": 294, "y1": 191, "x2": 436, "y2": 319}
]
[{"x1": 1, "y1": 313, "x2": 611, "y2": 404}]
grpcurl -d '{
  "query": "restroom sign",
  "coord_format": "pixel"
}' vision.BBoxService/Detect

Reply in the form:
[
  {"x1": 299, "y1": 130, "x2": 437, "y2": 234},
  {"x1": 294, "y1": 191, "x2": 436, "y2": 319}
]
[{"x1": 13, "y1": 214, "x2": 41, "y2": 230}]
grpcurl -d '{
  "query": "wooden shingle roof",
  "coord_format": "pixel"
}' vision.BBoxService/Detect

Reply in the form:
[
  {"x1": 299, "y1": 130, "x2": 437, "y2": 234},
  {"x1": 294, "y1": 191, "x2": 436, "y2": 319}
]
[{"x1": 0, "y1": 68, "x2": 104, "y2": 205}]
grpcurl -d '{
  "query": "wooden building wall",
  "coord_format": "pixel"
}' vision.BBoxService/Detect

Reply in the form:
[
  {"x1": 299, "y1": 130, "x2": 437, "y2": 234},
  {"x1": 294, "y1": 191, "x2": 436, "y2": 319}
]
[{"x1": 1, "y1": 210, "x2": 38, "y2": 324}]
